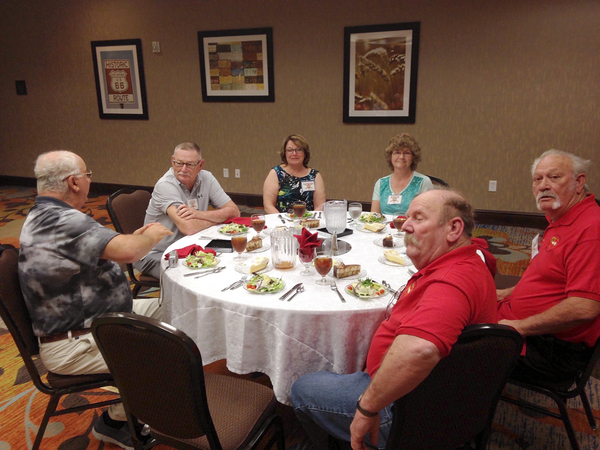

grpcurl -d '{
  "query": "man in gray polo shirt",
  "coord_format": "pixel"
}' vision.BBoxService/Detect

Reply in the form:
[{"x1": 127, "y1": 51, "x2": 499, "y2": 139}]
[{"x1": 135, "y1": 142, "x2": 240, "y2": 278}]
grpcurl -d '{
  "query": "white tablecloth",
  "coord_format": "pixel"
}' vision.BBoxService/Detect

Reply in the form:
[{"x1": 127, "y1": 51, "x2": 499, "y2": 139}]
[{"x1": 160, "y1": 213, "x2": 413, "y2": 405}]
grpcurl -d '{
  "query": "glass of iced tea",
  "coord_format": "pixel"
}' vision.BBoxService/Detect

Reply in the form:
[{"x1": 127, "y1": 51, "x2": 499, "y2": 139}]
[
  {"x1": 231, "y1": 235, "x2": 248, "y2": 261},
  {"x1": 314, "y1": 253, "x2": 333, "y2": 285},
  {"x1": 293, "y1": 201, "x2": 307, "y2": 225},
  {"x1": 298, "y1": 247, "x2": 316, "y2": 276},
  {"x1": 393, "y1": 215, "x2": 407, "y2": 235},
  {"x1": 251, "y1": 214, "x2": 266, "y2": 237}
]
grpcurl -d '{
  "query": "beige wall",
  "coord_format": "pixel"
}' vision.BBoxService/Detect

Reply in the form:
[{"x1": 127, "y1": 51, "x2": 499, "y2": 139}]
[{"x1": 1, "y1": 0, "x2": 598, "y2": 212}]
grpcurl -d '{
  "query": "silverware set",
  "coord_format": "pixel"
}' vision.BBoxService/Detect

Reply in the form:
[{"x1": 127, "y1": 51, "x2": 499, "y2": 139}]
[
  {"x1": 222, "y1": 275, "x2": 249, "y2": 291},
  {"x1": 280, "y1": 282, "x2": 303, "y2": 301},
  {"x1": 278, "y1": 214, "x2": 287, "y2": 224},
  {"x1": 184, "y1": 266, "x2": 226, "y2": 278}
]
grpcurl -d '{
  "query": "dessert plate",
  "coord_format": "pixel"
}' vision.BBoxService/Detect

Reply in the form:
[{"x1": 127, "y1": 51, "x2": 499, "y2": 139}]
[
  {"x1": 373, "y1": 237, "x2": 404, "y2": 248},
  {"x1": 328, "y1": 269, "x2": 367, "y2": 280},
  {"x1": 235, "y1": 262, "x2": 273, "y2": 274},
  {"x1": 246, "y1": 243, "x2": 271, "y2": 253},
  {"x1": 378, "y1": 255, "x2": 412, "y2": 267}
]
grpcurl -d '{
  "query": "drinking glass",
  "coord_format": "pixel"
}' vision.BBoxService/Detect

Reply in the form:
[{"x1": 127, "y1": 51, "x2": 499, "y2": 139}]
[
  {"x1": 251, "y1": 214, "x2": 266, "y2": 237},
  {"x1": 348, "y1": 202, "x2": 362, "y2": 227},
  {"x1": 231, "y1": 235, "x2": 248, "y2": 261},
  {"x1": 323, "y1": 200, "x2": 347, "y2": 256},
  {"x1": 392, "y1": 214, "x2": 407, "y2": 236},
  {"x1": 298, "y1": 247, "x2": 316, "y2": 276},
  {"x1": 293, "y1": 201, "x2": 307, "y2": 226},
  {"x1": 314, "y1": 253, "x2": 333, "y2": 285}
]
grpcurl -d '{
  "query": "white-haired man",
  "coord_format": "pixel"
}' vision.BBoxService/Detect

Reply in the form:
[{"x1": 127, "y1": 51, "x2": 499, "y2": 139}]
[
  {"x1": 18, "y1": 150, "x2": 172, "y2": 448},
  {"x1": 135, "y1": 142, "x2": 239, "y2": 279},
  {"x1": 497, "y1": 150, "x2": 600, "y2": 386}
]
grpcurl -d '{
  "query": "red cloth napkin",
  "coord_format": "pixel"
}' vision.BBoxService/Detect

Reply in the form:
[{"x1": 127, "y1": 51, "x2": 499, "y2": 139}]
[
  {"x1": 294, "y1": 227, "x2": 323, "y2": 249},
  {"x1": 224, "y1": 217, "x2": 252, "y2": 226},
  {"x1": 164, "y1": 244, "x2": 216, "y2": 260},
  {"x1": 389, "y1": 215, "x2": 407, "y2": 229}
]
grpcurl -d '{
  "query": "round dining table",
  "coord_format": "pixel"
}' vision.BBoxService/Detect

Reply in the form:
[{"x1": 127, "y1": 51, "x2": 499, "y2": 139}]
[{"x1": 160, "y1": 213, "x2": 414, "y2": 405}]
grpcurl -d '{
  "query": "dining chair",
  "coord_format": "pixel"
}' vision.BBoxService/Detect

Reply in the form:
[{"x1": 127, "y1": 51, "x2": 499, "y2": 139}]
[
  {"x1": 106, "y1": 188, "x2": 160, "y2": 297},
  {"x1": 91, "y1": 312, "x2": 286, "y2": 450},
  {"x1": 0, "y1": 244, "x2": 121, "y2": 450},
  {"x1": 424, "y1": 174, "x2": 449, "y2": 187},
  {"x1": 501, "y1": 337, "x2": 600, "y2": 450},
  {"x1": 384, "y1": 324, "x2": 523, "y2": 450}
]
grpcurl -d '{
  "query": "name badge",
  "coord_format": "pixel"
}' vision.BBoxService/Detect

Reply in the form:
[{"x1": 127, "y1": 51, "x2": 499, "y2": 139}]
[
  {"x1": 188, "y1": 199, "x2": 199, "y2": 210},
  {"x1": 531, "y1": 234, "x2": 540, "y2": 259},
  {"x1": 301, "y1": 181, "x2": 315, "y2": 193},
  {"x1": 387, "y1": 194, "x2": 402, "y2": 205}
]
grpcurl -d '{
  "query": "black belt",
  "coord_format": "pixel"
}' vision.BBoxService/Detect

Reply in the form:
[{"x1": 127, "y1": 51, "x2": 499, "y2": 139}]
[{"x1": 40, "y1": 328, "x2": 91, "y2": 344}]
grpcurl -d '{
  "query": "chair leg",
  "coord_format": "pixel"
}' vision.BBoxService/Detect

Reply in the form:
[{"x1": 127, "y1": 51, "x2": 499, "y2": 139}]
[
  {"x1": 33, "y1": 394, "x2": 62, "y2": 450},
  {"x1": 554, "y1": 398, "x2": 580, "y2": 450},
  {"x1": 132, "y1": 283, "x2": 141, "y2": 298},
  {"x1": 579, "y1": 390, "x2": 598, "y2": 430}
]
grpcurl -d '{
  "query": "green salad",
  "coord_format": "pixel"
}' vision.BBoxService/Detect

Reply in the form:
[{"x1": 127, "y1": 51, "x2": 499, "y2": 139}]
[
  {"x1": 346, "y1": 278, "x2": 387, "y2": 298},
  {"x1": 359, "y1": 212, "x2": 385, "y2": 223},
  {"x1": 245, "y1": 274, "x2": 285, "y2": 293},
  {"x1": 219, "y1": 223, "x2": 249, "y2": 234},
  {"x1": 185, "y1": 251, "x2": 217, "y2": 269},
  {"x1": 288, "y1": 211, "x2": 313, "y2": 219}
]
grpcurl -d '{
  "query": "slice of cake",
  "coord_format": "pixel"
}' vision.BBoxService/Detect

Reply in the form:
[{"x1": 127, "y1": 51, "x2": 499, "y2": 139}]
[
  {"x1": 364, "y1": 223, "x2": 385, "y2": 232},
  {"x1": 384, "y1": 249, "x2": 406, "y2": 265},
  {"x1": 300, "y1": 219, "x2": 320, "y2": 228},
  {"x1": 250, "y1": 257, "x2": 269, "y2": 273},
  {"x1": 246, "y1": 236, "x2": 263, "y2": 252},
  {"x1": 333, "y1": 262, "x2": 361, "y2": 278},
  {"x1": 382, "y1": 234, "x2": 394, "y2": 248}
]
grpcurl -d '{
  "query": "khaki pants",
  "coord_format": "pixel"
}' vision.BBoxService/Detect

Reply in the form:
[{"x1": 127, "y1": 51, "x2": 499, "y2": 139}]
[{"x1": 39, "y1": 298, "x2": 161, "y2": 421}]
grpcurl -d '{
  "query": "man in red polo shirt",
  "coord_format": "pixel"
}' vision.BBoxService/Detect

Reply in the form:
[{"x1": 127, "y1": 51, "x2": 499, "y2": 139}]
[
  {"x1": 291, "y1": 189, "x2": 497, "y2": 450},
  {"x1": 497, "y1": 149, "x2": 600, "y2": 386}
]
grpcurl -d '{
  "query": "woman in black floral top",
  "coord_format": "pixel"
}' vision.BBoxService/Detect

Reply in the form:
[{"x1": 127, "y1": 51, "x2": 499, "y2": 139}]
[{"x1": 263, "y1": 134, "x2": 327, "y2": 213}]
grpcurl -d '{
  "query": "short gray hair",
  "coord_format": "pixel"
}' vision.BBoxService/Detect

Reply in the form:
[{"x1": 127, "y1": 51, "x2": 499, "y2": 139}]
[
  {"x1": 433, "y1": 187, "x2": 475, "y2": 237},
  {"x1": 173, "y1": 142, "x2": 201, "y2": 159},
  {"x1": 532, "y1": 149, "x2": 591, "y2": 191},
  {"x1": 34, "y1": 150, "x2": 80, "y2": 193}
]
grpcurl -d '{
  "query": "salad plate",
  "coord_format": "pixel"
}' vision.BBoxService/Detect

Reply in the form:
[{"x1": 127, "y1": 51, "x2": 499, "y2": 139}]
[
  {"x1": 328, "y1": 269, "x2": 367, "y2": 281},
  {"x1": 182, "y1": 256, "x2": 220, "y2": 270},
  {"x1": 287, "y1": 211, "x2": 315, "y2": 219},
  {"x1": 378, "y1": 255, "x2": 412, "y2": 267},
  {"x1": 358, "y1": 212, "x2": 385, "y2": 223},
  {"x1": 246, "y1": 242, "x2": 271, "y2": 253},
  {"x1": 373, "y1": 237, "x2": 404, "y2": 248},
  {"x1": 345, "y1": 279, "x2": 388, "y2": 299},
  {"x1": 235, "y1": 261, "x2": 273, "y2": 274},
  {"x1": 218, "y1": 223, "x2": 249, "y2": 235},
  {"x1": 244, "y1": 274, "x2": 285, "y2": 294}
]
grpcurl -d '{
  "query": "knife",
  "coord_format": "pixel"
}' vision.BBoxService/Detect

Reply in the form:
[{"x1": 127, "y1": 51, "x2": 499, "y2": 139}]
[
  {"x1": 193, "y1": 266, "x2": 226, "y2": 279},
  {"x1": 183, "y1": 266, "x2": 223, "y2": 277},
  {"x1": 279, "y1": 282, "x2": 302, "y2": 300}
]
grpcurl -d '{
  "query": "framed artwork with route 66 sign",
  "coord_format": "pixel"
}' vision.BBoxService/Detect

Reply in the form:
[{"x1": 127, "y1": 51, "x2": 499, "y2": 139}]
[{"x1": 91, "y1": 39, "x2": 149, "y2": 119}]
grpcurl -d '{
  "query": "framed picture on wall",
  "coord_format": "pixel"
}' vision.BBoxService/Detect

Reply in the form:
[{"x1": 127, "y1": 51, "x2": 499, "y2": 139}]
[
  {"x1": 343, "y1": 22, "x2": 420, "y2": 124},
  {"x1": 91, "y1": 39, "x2": 149, "y2": 120},
  {"x1": 197, "y1": 27, "x2": 275, "y2": 102}
]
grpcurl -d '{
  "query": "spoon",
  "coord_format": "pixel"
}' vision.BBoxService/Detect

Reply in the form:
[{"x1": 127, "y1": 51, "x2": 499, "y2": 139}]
[{"x1": 287, "y1": 285, "x2": 305, "y2": 302}]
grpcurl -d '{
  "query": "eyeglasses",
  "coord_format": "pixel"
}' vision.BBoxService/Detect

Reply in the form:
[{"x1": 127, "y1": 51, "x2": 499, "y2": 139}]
[
  {"x1": 172, "y1": 159, "x2": 201, "y2": 169},
  {"x1": 384, "y1": 283, "x2": 406, "y2": 320},
  {"x1": 62, "y1": 170, "x2": 92, "y2": 181},
  {"x1": 285, "y1": 147, "x2": 305, "y2": 154},
  {"x1": 392, "y1": 150, "x2": 412, "y2": 157}
]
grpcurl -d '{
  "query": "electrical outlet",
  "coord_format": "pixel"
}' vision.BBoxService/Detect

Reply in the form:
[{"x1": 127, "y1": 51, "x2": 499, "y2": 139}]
[
  {"x1": 223, "y1": 168, "x2": 229, "y2": 178},
  {"x1": 152, "y1": 41, "x2": 161, "y2": 53},
  {"x1": 235, "y1": 169, "x2": 240, "y2": 178},
  {"x1": 488, "y1": 180, "x2": 497, "y2": 192}
]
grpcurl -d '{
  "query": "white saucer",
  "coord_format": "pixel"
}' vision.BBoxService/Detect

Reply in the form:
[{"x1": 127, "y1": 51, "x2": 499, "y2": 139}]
[
  {"x1": 246, "y1": 243, "x2": 271, "y2": 253},
  {"x1": 373, "y1": 237, "x2": 404, "y2": 248},
  {"x1": 235, "y1": 261, "x2": 273, "y2": 274},
  {"x1": 378, "y1": 255, "x2": 412, "y2": 267},
  {"x1": 328, "y1": 268, "x2": 367, "y2": 280}
]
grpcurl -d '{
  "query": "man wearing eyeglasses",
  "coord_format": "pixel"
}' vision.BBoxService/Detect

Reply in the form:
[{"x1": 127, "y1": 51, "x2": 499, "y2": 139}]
[
  {"x1": 135, "y1": 141, "x2": 239, "y2": 279},
  {"x1": 18, "y1": 150, "x2": 173, "y2": 448},
  {"x1": 291, "y1": 189, "x2": 497, "y2": 450}
]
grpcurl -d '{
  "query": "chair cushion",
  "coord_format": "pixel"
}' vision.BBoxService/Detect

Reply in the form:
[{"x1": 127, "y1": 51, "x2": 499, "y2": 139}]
[{"x1": 151, "y1": 373, "x2": 276, "y2": 450}]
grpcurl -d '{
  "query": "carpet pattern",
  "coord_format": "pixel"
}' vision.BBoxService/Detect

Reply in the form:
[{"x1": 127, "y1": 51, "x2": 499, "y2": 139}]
[{"x1": 2, "y1": 186, "x2": 600, "y2": 449}]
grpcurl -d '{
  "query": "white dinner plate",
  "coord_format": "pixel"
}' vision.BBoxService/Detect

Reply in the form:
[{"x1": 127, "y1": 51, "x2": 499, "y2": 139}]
[
  {"x1": 235, "y1": 261, "x2": 273, "y2": 274},
  {"x1": 356, "y1": 223, "x2": 388, "y2": 233},
  {"x1": 344, "y1": 281, "x2": 388, "y2": 299},
  {"x1": 246, "y1": 242, "x2": 271, "y2": 253},
  {"x1": 378, "y1": 255, "x2": 413, "y2": 267},
  {"x1": 218, "y1": 224, "x2": 249, "y2": 235},
  {"x1": 243, "y1": 279, "x2": 286, "y2": 294},
  {"x1": 373, "y1": 237, "x2": 404, "y2": 248},
  {"x1": 181, "y1": 257, "x2": 221, "y2": 270},
  {"x1": 328, "y1": 268, "x2": 367, "y2": 280}
]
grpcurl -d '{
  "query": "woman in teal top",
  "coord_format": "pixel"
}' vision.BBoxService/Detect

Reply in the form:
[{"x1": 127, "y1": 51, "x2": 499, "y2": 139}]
[{"x1": 371, "y1": 133, "x2": 434, "y2": 216}]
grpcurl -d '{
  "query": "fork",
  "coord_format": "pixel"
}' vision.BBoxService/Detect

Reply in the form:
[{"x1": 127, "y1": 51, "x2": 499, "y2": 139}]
[
  {"x1": 330, "y1": 282, "x2": 346, "y2": 303},
  {"x1": 222, "y1": 275, "x2": 247, "y2": 291},
  {"x1": 287, "y1": 285, "x2": 305, "y2": 302}
]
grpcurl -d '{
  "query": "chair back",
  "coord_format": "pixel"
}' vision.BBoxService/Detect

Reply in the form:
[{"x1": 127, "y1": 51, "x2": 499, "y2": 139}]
[
  {"x1": 385, "y1": 324, "x2": 523, "y2": 450},
  {"x1": 106, "y1": 188, "x2": 152, "y2": 235},
  {"x1": 92, "y1": 313, "x2": 221, "y2": 447},
  {"x1": 0, "y1": 245, "x2": 42, "y2": 362},
  {"x1": 424, "y1": 175, "x2": 449, "y2": 187}
]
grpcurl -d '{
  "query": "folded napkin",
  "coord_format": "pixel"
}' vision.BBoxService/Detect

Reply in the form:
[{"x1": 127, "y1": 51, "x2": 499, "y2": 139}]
[
  {"x1": 390, "y1": 215, "x2": 407, "y2": 229},
  {"x1": 294, "y1": 227, "x2": 323, "y2": 249},
  {"x1": 224, "y1": 217, "x2": 252, "y2": 226},
  {"x1": 164, "y1": 244, "x2": 216, "y2": 260}
]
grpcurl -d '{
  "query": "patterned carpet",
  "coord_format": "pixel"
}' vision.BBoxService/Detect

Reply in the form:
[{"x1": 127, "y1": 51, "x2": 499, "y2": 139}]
[{"x1": 1, "y1": 185, "x2": 600, "y2": 449}]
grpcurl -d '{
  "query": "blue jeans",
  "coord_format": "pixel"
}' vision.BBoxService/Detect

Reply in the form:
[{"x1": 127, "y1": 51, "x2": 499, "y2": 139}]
[{"x1": 291, "y1": 371, "x2": 393, "y2": 450}]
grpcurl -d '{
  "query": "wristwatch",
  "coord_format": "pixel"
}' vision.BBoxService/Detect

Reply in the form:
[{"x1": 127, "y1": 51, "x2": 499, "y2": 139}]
[{"x1": 356, "y1": 395, "x2": 379, "y2": 417}]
